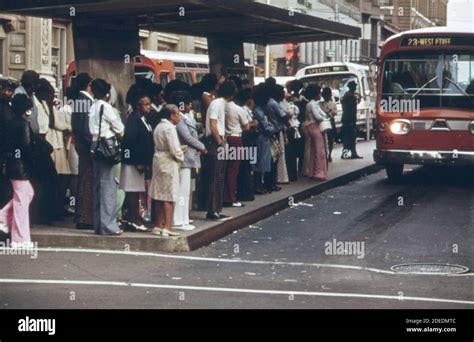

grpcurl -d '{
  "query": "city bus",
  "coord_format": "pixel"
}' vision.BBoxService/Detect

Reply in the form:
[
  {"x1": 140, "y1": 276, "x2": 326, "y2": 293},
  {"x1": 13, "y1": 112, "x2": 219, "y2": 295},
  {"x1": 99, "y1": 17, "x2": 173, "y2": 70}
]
[
  {"x1": 63, "y1": 50, "x2": 210, "y2": 89},
  {"x1": 134, "y1": 50, "x2": 209, "y2": 86},
  {"x1": 373, "y1": 27, "x2": 474, "y2": 180},
  {"x1": 295, "y1": 62, "x2": 376, "y2": 139}
]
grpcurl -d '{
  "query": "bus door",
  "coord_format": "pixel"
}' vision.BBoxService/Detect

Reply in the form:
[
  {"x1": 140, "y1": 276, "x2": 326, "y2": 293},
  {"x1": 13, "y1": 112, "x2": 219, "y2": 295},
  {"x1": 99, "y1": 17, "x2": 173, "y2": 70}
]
[{"x1": 159, "y1": 72, "x2": 170, "y2": 87}]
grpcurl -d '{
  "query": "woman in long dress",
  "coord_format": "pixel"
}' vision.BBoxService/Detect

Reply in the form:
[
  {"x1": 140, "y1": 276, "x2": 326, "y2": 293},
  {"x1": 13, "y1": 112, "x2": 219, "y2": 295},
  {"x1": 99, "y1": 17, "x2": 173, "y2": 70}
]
[
  {"x1": 149, "y1": 105, "x2": 186, "y2": 237},
  {"x1": 319, "y1": 87, "x2": 338, "y2": 163},
  {"x1": 304, "y1": 84, "x2": 328, "y2": 181}
]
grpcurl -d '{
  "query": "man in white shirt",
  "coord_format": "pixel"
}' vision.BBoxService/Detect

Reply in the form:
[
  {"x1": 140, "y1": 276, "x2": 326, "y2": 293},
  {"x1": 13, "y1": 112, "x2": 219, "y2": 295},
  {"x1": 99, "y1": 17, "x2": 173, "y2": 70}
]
[
  {"x1": 89, "y1": 99, "x2": 124, "y2": 141},
  {"x1": 205, "y1": 80, "x2": 236, "y2": 221},
  {"x1": 223, "y1": 99, "x2": 249, "y2": 208},
  {"x1": 88, "y1": 79, "x2": 124, "y2": 236}
]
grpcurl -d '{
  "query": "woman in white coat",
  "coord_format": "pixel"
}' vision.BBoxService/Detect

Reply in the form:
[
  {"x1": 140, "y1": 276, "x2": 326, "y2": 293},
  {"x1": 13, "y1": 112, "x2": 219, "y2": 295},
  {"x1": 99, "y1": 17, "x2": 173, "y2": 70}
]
[{"x1": 149, "y1": 105, "x2": 186, "y2": 237}]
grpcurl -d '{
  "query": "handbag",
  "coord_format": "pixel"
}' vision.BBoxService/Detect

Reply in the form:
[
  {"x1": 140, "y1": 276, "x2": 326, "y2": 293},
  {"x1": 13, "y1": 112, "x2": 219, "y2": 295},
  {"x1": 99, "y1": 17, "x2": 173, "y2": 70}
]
[
  {"x1": 317, "y1": 102, "x2": 332, "y2": 133},
  {"x1": 92, "y1": 105, "x2": 121, "y2": 165},
  {"x1": 270, "y1": 136, "x2": 283, "y2": 162},
  {"x1": 319, "y1": 118, "x2": 332, "y2": 133}
]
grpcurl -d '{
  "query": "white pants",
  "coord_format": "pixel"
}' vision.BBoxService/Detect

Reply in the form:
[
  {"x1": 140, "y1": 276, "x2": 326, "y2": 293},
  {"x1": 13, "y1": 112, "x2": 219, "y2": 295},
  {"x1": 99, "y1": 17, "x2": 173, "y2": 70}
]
[{"x1": 173, "y1": 168, "x2": 191, "y2": 226}]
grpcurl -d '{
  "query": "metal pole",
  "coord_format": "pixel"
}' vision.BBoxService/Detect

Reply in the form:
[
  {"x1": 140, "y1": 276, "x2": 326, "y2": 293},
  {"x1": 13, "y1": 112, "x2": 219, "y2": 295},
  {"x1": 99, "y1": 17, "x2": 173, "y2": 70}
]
[
  {"x1": 265, "y1": 45, "x2": 271, "y2": 78},
  {"x1": 265, "y1": 0, "x2": 271, "y2": 78},
  {"x1": 366, "y1": 108, "x2": 371, "y2": 141}
]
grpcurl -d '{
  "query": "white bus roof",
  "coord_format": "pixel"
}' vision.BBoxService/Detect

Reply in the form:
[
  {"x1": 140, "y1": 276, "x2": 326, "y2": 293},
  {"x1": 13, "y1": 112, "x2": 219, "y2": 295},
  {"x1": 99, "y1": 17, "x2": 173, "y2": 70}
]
[
  {"x1": 385, "y1": 27, "x2": 474, "y2": 44},
  {"x1": 141, "y1": 50, "x2": 209, "y2": 64},
  {"x1": 254, "y1": 76, "x2": 295, "y2": 86},
  {"x1": 295, "y1": 62, "x2": 368, "y2": 79}
]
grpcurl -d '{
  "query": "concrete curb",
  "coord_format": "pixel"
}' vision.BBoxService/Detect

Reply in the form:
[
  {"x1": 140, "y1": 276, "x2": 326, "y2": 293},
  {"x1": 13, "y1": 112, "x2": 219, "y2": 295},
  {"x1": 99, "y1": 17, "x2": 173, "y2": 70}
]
[{"x1": 29, "y1": 163, "x2": 383, "y2": 253}]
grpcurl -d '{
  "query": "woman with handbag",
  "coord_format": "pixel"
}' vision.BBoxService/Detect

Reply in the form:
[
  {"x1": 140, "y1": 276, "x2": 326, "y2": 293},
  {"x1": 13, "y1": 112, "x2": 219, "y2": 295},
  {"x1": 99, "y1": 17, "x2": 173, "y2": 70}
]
[
  {"x1": 304, "y1": 84, "x2": 328, "y2": 181},
  {"x1": 319, "y1": 87, "x2": 338, "y2": 162},
  {"x1": 88, "y1": 79, "x2": 124, "y2": 236},
  {"x1": 0, "y1": 94, "x2": 35, "y2": 247}
]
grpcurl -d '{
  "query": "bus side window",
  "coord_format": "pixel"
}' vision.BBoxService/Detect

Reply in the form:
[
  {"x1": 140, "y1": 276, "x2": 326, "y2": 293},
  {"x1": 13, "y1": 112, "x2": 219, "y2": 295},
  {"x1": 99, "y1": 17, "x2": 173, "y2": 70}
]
[
  {"x1": 196, "y1": 73, "x2": 206, "y2": 83},
  {"x1": 176, "y1": 72, "x2": 193, "y2": 85},
  {"x1": 160, "y1": 72, "x2": 169, "y2": 87}
]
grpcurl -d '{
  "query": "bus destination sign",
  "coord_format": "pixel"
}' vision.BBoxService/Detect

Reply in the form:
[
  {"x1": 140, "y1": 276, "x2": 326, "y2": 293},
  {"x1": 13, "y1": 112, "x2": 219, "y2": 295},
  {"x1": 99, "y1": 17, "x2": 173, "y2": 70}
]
[
  {"x1": 305, "y1": 65, "x2": 349, "y2": 75},
  {"x1": 400, "y1": 35, "x2": 474, "y2": 47}
]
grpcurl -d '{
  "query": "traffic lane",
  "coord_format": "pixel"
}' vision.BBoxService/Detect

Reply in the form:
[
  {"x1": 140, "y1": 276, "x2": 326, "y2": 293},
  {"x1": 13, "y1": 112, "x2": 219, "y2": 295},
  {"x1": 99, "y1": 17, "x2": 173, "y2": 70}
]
[
  {"x1": 0, "y1": 280, "x2": 471, "y2": 309},
  {"x1": 192, "y1": 166, "x2": 473, "y2": 270},
  {"x1": 0, "y1": 250, "x2": 472, "y2": 308},
  {"x1": 1, "y1": 166, "x2": 472, "y2": 308}
]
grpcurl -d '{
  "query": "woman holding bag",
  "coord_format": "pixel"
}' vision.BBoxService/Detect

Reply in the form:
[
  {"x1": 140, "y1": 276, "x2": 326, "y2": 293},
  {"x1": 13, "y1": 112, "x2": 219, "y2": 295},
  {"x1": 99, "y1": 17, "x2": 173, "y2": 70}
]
[
  {"x1": 319, "y1": 87, "x2": 338, "y2": 162},
  {"x1": 304, "y1": 84, "x2": 328, "y2": 181},
  {"x1": 88, "y1": 79, "x2": 124, "y2": 236}
]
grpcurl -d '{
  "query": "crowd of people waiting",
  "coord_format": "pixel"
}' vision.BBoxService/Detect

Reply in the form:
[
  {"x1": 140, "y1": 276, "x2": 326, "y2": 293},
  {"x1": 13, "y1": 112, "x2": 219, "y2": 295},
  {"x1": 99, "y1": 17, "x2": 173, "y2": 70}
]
[{"x1": 0, "y1": 69, "x2": 363, "y2": 246}]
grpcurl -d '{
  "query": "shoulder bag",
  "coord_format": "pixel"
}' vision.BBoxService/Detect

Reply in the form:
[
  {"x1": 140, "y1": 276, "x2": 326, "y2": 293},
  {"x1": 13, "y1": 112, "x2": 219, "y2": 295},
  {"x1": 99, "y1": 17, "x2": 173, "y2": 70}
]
[
  {"x1": 92, "y1": 105, "x2": 121, "y2": 165},
  {"x1": 318, "y1": 102, "x2": 332, "y2": 133}
]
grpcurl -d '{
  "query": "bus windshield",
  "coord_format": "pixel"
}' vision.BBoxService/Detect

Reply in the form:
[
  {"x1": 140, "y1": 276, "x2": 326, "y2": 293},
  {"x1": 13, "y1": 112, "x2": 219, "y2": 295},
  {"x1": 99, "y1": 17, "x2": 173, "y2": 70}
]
[
  {"x1": 381, "y1": 51, "x2": 474, "y2": 109},
  {"x1": 300, "y1": 73, "x2": 360, "y2": 97}
]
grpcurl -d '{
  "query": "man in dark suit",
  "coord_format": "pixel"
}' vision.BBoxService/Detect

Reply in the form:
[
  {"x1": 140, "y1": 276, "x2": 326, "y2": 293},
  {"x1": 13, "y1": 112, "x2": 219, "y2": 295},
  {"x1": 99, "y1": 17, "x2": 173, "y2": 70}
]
[
  {"x1": 341, "y1": 81, "x2": 363, "y2": 159},
  {"x1": 71, "y1": 73, "x2": 95, "y2": 229}
]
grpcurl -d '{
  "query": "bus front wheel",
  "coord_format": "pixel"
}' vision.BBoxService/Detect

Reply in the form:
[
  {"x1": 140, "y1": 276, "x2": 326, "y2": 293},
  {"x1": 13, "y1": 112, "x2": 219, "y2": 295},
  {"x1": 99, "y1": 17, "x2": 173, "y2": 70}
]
[{"x1": 385, "y1": 164, "x2": 404, "y2": 182}]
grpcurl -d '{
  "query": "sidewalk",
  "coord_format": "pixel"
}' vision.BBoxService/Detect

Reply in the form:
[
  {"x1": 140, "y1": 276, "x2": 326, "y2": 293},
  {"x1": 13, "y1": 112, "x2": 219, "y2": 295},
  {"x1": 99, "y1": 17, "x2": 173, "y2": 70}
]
[{"x1": 29, "y1": 141, "x2": 381, "y2": 252}]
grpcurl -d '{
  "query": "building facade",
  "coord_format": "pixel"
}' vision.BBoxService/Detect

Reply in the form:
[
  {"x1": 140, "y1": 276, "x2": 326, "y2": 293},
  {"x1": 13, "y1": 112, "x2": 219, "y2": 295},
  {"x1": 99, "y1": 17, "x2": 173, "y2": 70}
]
[
  {"x1": 0, "y1": 14, "x2": 73, "y2": 88},
  {"x1": 0, "y1": 15, "x2": 208, "y2": 86},
  {"x1": 253, "y1": 0, "x2": 448, "y2": 76},
  {"x1": 381, "y1": 0, "x2": 448, "y2": 31}
]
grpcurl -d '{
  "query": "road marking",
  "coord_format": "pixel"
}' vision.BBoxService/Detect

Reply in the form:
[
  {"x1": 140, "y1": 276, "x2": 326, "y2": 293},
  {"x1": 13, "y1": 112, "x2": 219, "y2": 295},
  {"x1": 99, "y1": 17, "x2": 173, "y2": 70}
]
[
  {"x1": 0, "y1": 278, "x2": 472, "y2": 305},
  {"x1": 1, "y1": 247, "x2": 396, "y2": 275},
  {"x1": 3, "y1": 247, "x2": 472, "y2": 277}
]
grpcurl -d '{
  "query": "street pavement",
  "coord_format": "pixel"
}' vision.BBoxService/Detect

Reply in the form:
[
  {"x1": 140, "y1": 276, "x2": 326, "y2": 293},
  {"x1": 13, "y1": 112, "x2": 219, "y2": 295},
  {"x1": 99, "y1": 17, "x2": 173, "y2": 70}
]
[{"x1": 0, "y1": 165, "x2": 472, "y2": 309}]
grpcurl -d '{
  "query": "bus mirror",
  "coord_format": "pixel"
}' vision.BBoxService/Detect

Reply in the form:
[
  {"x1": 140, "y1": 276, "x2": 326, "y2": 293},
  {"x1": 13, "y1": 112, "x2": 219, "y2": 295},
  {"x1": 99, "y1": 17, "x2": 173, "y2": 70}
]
[{"x1": 369, "y1": 64, "x2": 377, "y2": 78}]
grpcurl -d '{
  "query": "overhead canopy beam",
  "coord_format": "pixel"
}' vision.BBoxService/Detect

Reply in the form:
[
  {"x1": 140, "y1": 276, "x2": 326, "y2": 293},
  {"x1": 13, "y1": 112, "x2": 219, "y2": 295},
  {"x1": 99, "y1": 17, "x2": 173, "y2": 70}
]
[{"x1": 0, "y1": 0, "x2": 361, "y2": 44}]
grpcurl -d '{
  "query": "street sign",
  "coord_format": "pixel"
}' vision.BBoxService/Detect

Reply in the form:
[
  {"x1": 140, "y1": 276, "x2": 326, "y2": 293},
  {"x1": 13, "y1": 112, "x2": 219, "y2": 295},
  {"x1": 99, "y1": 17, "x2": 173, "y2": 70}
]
[{"x1": 326, "y1": 49, "x2": 335, "y2": 57}]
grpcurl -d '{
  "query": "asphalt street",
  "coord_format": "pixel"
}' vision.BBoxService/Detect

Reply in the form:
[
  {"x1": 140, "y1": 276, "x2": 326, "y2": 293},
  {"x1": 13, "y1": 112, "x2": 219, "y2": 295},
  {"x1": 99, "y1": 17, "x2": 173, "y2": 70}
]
[{"x1": 0, "y1": 165, "x2": 472, "y2": 309}]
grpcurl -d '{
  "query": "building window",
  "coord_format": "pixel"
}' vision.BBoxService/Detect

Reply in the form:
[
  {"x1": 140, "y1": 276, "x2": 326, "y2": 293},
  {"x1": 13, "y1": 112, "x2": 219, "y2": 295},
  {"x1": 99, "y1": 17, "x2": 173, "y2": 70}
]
[
  {"x1": 51, "y1": 23, "x2": 67, "y2": 89},
  {"x1": 0, "y1": 38, "x2": 4, "y2": 75}
]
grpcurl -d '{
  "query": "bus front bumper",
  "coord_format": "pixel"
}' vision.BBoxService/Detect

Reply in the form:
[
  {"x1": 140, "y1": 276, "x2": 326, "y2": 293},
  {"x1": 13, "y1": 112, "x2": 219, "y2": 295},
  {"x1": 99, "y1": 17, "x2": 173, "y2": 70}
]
[{"x1": 374, "y1": 149, "x2": 474, "y2": 166}]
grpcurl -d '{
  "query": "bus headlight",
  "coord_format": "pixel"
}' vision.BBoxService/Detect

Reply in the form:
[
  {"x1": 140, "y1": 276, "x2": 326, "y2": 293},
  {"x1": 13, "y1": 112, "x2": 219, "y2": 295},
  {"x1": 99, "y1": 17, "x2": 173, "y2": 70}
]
[
  {"x1": 390, "y1": 119, "x2": 411, "y2": 135},
  {"x1": 470, "y1": 121, "x2": 474, "y2": 135},
  {"x1": 378, "y1": 122, "x2": 388, "y2": 132}
]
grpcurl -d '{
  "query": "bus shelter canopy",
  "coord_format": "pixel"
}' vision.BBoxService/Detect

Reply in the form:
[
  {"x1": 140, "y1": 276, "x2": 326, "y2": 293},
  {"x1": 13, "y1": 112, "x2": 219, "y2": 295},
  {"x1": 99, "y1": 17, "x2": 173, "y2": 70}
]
[{"x1": 0, "y1": 0, "x2": 361, "y2": 44}]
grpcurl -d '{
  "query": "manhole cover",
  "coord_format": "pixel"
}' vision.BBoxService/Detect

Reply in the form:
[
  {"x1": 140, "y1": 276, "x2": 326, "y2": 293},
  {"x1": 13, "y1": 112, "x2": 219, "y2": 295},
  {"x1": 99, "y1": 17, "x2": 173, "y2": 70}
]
[{"x1": 391, "y1": 263, "x2": 469, "y2": 275}]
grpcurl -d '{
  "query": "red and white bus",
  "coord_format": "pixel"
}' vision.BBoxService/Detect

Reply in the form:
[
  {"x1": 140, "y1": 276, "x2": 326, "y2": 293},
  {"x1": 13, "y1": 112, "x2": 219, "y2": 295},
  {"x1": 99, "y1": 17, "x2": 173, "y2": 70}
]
[
  {"x1": 373, "y1": 27, "x2": 474, "y2": 180},
  {"x1": 64, "y1": 50, "x2": 210, "y2": 90}
]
